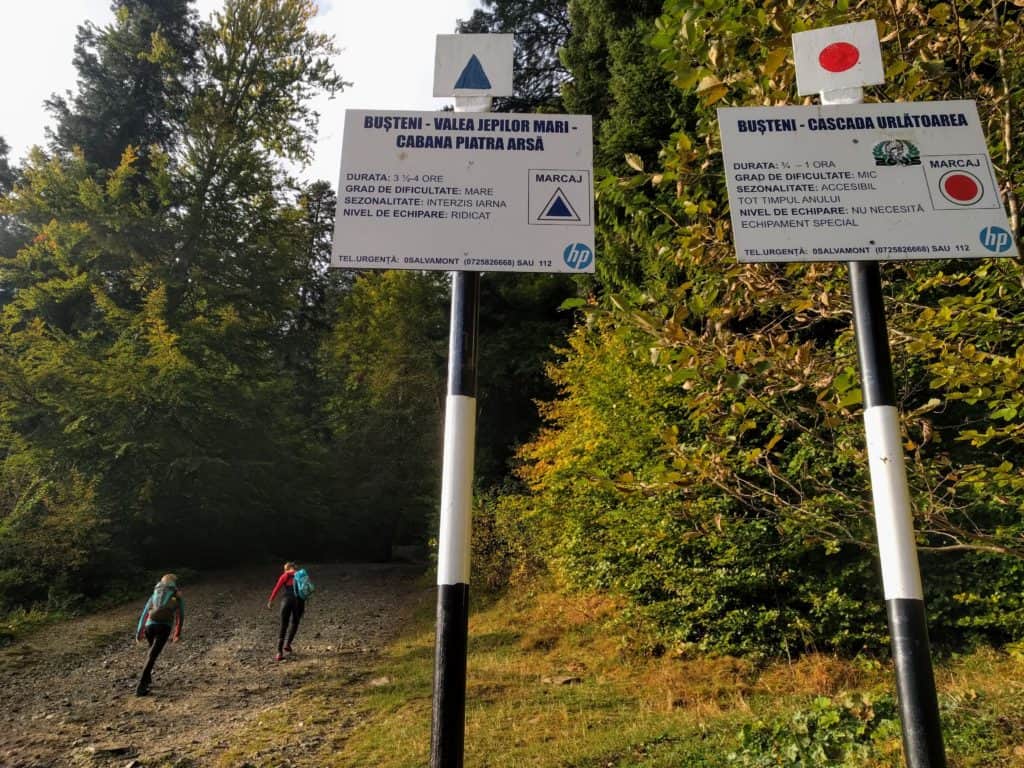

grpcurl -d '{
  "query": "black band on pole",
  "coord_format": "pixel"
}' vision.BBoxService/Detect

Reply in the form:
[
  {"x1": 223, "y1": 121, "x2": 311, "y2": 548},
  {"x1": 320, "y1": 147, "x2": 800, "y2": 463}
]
[
  {"x1": 848, "y1": 261, "x2": 896, "y2": 408},
  {"x1": 431, "y1": 583, "x2": 470, "y2": 768},
  {"x1": 888, "y1": 599, "x2": 946, "y2": 768},
  {"x1": 448, "y1": 271, "x2": 481, "y2": 398}
]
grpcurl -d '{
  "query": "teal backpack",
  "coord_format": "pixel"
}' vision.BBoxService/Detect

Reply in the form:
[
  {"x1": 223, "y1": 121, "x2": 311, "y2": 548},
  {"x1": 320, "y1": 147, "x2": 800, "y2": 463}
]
[
  {"x1": 147, "y1": 582, "x2": 178, "y2": 623},
  {"x1": 293, "y1": 568, "x2": 315, "y2": 600}
]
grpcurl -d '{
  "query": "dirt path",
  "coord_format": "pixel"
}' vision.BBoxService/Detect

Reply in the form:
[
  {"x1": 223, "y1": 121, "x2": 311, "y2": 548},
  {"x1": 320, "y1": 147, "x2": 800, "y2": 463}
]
[{"x1": 0, "y1": 563, "x2": 428, "y2": 768}]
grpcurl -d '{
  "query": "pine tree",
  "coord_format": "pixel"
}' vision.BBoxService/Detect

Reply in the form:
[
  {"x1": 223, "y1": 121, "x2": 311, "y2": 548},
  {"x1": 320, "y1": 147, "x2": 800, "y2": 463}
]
[
  {"x1": 562, "y1": 0, "x2": 683, "y2": 169},
  {"x1": 0, "y1": 137, "x2": 28, "y2": 267},
  {"x1": 46, "y1": 0, "x2": 199, "y2": 171}
]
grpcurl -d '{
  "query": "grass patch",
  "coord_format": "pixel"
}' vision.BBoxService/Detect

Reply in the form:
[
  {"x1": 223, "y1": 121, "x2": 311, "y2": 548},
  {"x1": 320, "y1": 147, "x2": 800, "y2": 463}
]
[
  {"x1": 337, "y1": 584, "x2": 1024, "y2": 768},
  {"x1": 201, "y1": 581, "x2": 1024, "y2": 767},
  {"x1": 0, "y1": 605, "x2": 69, "y2": 649}
]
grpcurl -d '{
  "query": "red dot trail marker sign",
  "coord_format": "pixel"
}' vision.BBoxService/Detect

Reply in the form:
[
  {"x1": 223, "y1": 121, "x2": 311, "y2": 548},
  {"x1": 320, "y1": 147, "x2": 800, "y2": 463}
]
[
  {"x1": 819, "y1": 41, "x2": 860, "y2": 73},
  {"x1": 793, "y1": 20, "x2": 884, "y2": 97},
  {"x1": 938, "y1": 170, "x2": 983, "y2": 206}
]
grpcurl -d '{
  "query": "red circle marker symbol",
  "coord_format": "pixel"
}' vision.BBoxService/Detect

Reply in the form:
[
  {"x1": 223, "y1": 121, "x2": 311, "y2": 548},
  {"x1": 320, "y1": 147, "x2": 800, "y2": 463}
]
[
  {"x1": 818, "y1": 42, "x2": 860, "y2": 73},
  {"x1": 939, "y1": 171, "x2": 983, "y2": 205}
]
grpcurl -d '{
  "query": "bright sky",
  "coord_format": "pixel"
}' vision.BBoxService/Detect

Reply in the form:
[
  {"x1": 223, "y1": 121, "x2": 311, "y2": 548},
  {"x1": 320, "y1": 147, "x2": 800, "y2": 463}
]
[{"x1": 0, "y1": 0, "x2": 482, "y2": 188}]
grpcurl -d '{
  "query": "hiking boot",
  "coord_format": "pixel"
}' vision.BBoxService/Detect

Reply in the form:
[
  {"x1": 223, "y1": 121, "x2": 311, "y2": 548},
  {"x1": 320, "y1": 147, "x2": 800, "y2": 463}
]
[
  {"x1": 275, "y1": 652, "x2": 284, "y2": 662},
  {"x1": 135, "y1": 684, "x2": 150, "y2": 696},
  {"x1": 283, "y1": 645, "x2": 293, "y2": 654}
]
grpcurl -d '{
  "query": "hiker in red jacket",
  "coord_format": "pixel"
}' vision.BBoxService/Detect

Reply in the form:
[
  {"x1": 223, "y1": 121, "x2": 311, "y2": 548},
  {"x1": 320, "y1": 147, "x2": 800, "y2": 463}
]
[
  {"x1": 266, "y1": 562, "x2": 304, "y2": 661},
  {"x1": 134, "y1": 573, "x2": 184, "y2": 696}
]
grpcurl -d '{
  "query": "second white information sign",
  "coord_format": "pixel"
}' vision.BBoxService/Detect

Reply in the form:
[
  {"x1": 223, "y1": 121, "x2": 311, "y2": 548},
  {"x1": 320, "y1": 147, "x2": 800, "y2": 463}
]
[
  {"x1": 719, "y1": 100, "x2": 1018, "y2": 262},
  {"x1": 332, "y1": 110, "x2": 595, "y2": 273}
]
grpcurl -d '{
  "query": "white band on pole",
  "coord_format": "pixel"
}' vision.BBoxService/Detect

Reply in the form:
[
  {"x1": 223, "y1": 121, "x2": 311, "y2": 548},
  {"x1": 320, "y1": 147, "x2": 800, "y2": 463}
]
[
  {"x1": 454, "y1": 95, "x2": 493, "y2": 113},
  {"x1": 863, "y1": 405, "x2": 924, "y2": 600},
  {"x1": 437, "y1": 394, "x2": 476, "y2": 585},
  {"x1": 820, "y1": 86, "x2": 864, "y2": 105}
]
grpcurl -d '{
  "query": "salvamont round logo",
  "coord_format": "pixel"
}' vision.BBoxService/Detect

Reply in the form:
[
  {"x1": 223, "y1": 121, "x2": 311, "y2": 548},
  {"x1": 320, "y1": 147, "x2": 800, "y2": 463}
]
[{"x1": 872, "y1": 139, "x2": 921, "y2": 166}]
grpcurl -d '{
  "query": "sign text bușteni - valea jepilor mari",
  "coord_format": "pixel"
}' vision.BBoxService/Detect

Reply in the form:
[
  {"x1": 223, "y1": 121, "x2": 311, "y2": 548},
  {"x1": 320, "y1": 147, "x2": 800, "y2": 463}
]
[{"x1": 331, "y1": 110, "x2": 595, "y2": 274}]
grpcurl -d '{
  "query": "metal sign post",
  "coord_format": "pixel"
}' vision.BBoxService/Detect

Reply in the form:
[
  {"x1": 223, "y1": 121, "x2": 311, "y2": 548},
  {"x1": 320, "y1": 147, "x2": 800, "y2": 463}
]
[
  {"x1": 801, "y1": 22, "x2": 946, "y2": 767},
  {"x1": 430, "y1": 90, "x2": 491, "y2": 768},
  {"x1": 330, "y1": 33, "x2": 592, "y2": 768},
  {"x1": 432, "y1": 264, "x2": 480, "y2": 768},
  {"x1": 431, "y1": 36, "x2": 499, "y2": 768},
  {"x1": 847, "y1": 258, "x2": 945, "y2": 768}
]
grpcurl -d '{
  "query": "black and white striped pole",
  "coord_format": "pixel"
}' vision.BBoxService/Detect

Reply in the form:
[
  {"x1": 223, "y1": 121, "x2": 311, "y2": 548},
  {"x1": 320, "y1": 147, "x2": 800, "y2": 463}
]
[
  {"x1": 849, "y1": 260, "x2": 945, "y2": 767},
  {"x1": 428, "y1": 37, "x2": 503, "y2": 765},
  {"x1": 794, "y1": 21, "x2": 946, "y2": 768},
  {"x1": 431, "y1": 267, "x2": 480, "y2": 768}
]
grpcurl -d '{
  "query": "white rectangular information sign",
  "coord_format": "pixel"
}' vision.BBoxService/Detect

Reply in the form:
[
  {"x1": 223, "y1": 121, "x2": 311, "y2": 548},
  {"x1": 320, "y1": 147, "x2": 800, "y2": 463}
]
[
  {"x1": 718, "y1": 100, "x2": 1018, "y2": 262},
  {"x1": 331, "y1": 110, "x2": 595, "y2": 273}
]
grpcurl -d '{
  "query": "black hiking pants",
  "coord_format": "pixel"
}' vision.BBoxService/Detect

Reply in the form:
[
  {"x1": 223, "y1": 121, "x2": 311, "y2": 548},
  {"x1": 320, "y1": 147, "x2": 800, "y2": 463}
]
[
  {"x1": 139, "y1": 623, "x2": 171, "y2": 690},
  {"x1": 278, "y1": 595, "x2": 305, "y2": 652}
]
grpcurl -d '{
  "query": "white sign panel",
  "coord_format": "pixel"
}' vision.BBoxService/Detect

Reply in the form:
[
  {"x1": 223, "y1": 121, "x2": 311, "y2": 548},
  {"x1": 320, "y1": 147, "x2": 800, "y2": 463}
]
[
  {"x1": 792, "y1": 20, "x2": 885, "y2": 96},
  {"x1": 433, "y1": 34, "x2": 514, "y2": 97},
  {"x1": 718, "y1": 100, "x2": 1018, "y2": 262},
  {"x1": 332, "y1": 110, "x2": 594, "y2": 273}
]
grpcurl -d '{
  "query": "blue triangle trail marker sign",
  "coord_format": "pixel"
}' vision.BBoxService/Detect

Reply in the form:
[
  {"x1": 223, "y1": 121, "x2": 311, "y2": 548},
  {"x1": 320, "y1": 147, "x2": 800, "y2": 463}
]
[
  {"x1": 454, "y1": 55, "x2": 492, "y2": 90},
  {"x1": 434, "y1": 34, "x2": 513, "y2": 97},
  {"x1": 538, "y1": 188, "x2": 581, "y2": 222}
]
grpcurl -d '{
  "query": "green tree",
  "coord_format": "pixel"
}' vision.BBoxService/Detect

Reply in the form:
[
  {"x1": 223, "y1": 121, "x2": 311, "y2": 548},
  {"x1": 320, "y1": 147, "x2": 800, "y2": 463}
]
[
  {"x1": 286, "y1": 181, "x2": 351, "y2": 420},
  {"x1": 0, "y1": 0, "x2": 347, "y2": 608},
  {"x1": 499, "y1": 0, "x2": 1024, "y2": 654},
  {"x1": 320, "y1": 271, "x2": 449, "y2": 558},
  {"x1": 170, "y1": 0, "x2": 344, "y2": 321},
  {"x1": 458, "y1": 0, "x2": 571, "y2": 113},
  {"x1": 561, "y1": 0, "x2": 682, "y2": 170},
  {"x1": 559, "y1": 0, "x2": 691, "y2": 291},
  {"x1": 474, "y1": 272, "x2": 578, "y2": 486},
  {"x1": 0, "y1": 138, "x2": 15, "y2": 196},
  {"x1": 0, "y1": 149, "x2": 172, "y2": 602},
  {"x1": 0, "y1": 138, "x2": 28, "y2": 272},
  {"x1": 46, "y1": 0, "x2": 199, "y2": 171}
]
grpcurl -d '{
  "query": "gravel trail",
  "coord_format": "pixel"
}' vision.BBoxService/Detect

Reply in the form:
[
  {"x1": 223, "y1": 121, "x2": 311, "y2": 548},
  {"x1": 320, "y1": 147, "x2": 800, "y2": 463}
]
[{"x1": 0, "y1": 562, "x2": 427, "y2": 767}]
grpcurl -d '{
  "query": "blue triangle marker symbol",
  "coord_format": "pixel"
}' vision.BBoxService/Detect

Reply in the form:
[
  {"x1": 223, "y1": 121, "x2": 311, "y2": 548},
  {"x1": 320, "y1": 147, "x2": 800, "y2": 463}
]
[
  {"x1": 546, "y1": 197, "x2": 574, "y2": 217},
  {"x1": 454, "y1": 54, "x2": 492, "y2": 90},
  {"x1": 539, "y1": 188, "x2": 580, "y2": 221}
]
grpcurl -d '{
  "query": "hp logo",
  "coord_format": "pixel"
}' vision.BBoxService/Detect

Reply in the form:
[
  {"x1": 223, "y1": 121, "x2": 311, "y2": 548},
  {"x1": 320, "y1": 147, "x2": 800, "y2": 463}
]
[
  {"x1": 562, "y1": 242, "x2": 594, "y2": 270},
  {"x1": 979, "y1": 226, "x2": 1013, "y2": 253}
]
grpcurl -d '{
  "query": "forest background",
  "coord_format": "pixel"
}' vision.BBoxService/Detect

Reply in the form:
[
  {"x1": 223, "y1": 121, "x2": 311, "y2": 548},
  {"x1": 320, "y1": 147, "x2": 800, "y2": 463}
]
[{"x1": 1, "y1": 0, "x2": 1023, "y2": 663}]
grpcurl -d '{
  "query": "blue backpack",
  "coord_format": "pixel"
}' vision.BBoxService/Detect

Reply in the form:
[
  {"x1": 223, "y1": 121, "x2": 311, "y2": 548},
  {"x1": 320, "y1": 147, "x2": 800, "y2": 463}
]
[{"x1": 293, "y1": 569, "x2": 315, "y2": 600}]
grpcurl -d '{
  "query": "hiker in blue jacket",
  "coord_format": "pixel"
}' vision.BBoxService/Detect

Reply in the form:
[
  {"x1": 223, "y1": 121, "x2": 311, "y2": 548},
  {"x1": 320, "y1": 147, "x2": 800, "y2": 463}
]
[{"x1": 134, "y1": 573, "x2": 184, "y2": 696}]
